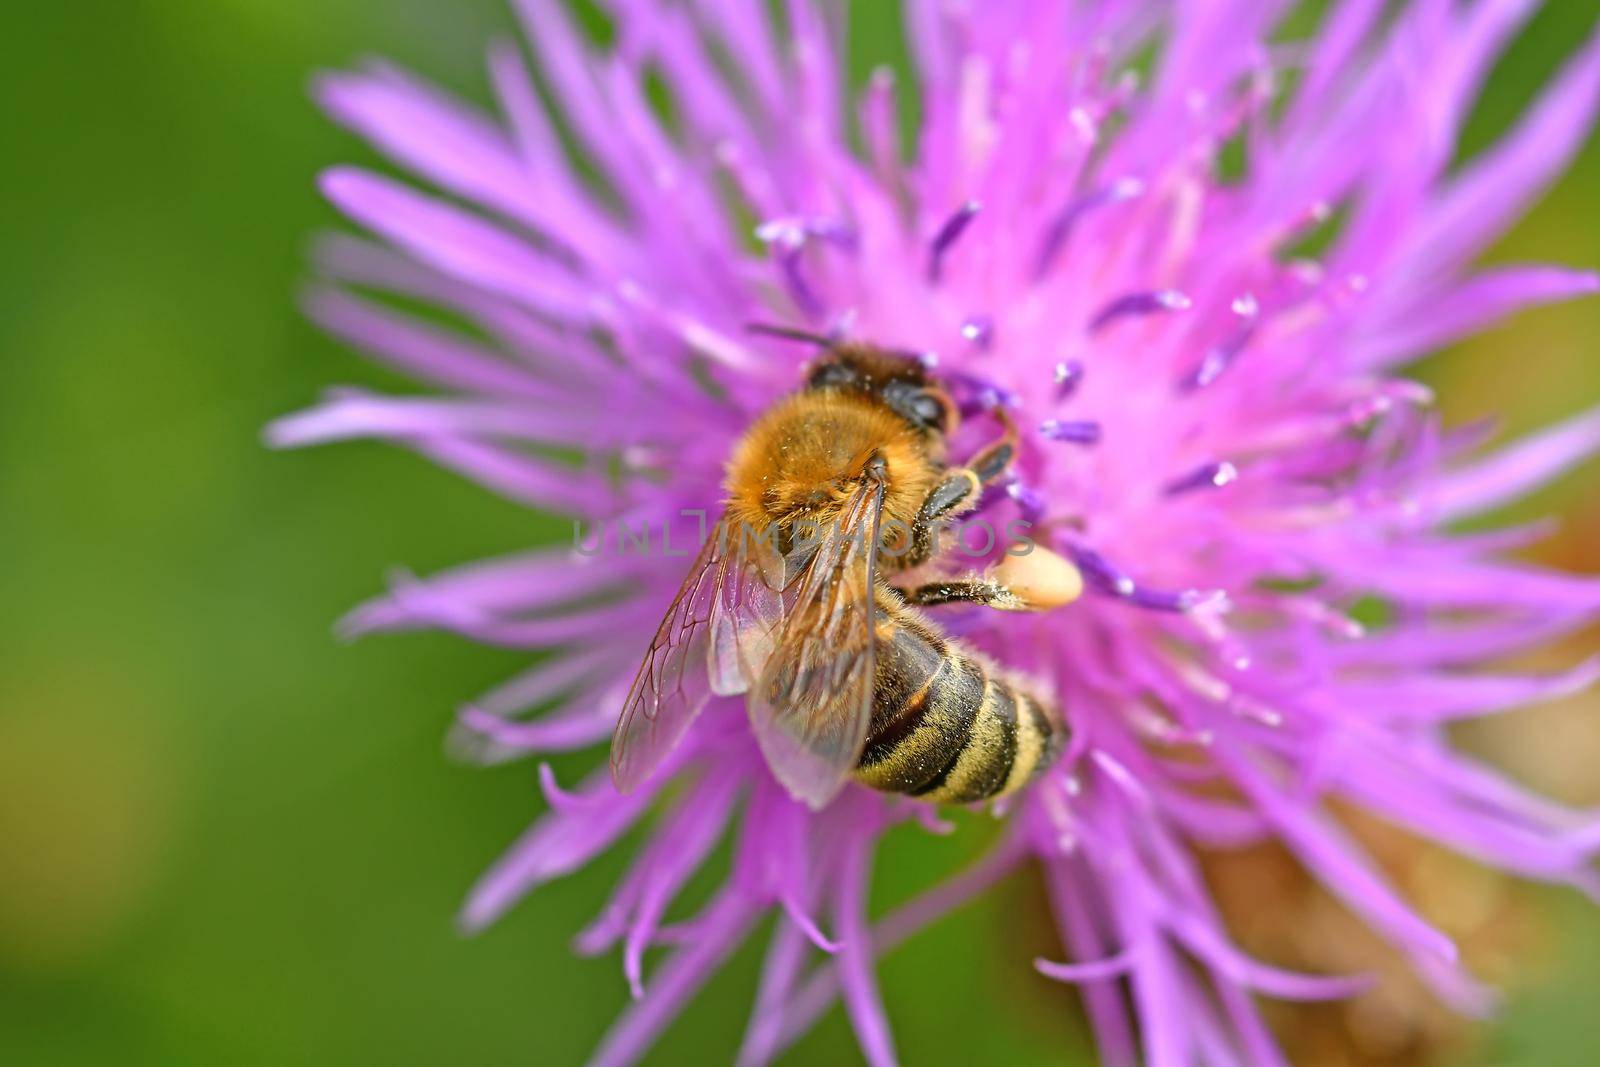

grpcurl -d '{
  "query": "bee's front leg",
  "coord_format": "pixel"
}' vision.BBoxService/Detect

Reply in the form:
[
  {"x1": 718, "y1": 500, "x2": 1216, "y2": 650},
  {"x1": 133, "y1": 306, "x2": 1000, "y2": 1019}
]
[
  {"x1": 901, "y1": 411, "x2": 1020, "y2": 567},
  {"x1": 966, "y1": 407, "x2": 1018, "y2": 485}
]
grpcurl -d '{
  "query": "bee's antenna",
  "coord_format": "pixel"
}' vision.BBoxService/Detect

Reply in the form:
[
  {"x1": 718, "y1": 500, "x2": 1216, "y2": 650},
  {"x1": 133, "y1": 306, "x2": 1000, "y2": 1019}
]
[{"x1": 744, "y1": 322, "x2": 838, "y2": 347}]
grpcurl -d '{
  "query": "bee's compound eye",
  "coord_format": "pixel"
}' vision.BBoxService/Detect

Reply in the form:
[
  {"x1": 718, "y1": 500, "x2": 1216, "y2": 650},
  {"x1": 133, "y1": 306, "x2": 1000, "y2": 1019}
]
[
  {"x1": 908, "y1": 392, "x2": 949, "y2": 429},
  {"x1": 807, "y1": 361, "x2": 858, "y2": 390}
]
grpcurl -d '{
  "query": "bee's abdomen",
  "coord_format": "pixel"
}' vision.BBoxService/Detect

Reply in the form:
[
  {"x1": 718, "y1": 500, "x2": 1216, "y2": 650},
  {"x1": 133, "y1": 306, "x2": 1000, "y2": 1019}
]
[{"x1": 855, "y1": 607, "x2": 1063, "y2": 803}]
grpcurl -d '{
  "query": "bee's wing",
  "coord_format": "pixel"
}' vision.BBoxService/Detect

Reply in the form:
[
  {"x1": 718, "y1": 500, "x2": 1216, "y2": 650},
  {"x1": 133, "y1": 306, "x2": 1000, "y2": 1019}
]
[
  {"x1": 611, "y1": 516, "x2": 783, "y2": 793},
  {"x1": 747, "y1": 472, "x2": 886, "y2": 810},
  {"x1": 708, "y1": 528, "x2": 785, "y2": 696}
]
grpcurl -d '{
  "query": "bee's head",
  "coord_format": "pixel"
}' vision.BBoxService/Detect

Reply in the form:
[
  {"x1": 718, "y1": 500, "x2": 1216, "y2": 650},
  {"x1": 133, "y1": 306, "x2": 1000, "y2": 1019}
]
[{"x1": 805, "y1": 344, "x2": 957, "y2": 436}]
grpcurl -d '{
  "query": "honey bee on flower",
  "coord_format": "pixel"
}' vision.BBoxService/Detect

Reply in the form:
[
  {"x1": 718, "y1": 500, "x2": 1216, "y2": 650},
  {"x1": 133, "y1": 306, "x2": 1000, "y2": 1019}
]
[{"x1": 277, "y1": 1, "x2": 1600, "y2": 1063}]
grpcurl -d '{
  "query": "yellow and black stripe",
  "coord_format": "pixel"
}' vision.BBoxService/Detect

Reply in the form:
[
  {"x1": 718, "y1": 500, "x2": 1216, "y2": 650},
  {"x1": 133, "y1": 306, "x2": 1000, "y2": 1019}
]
[{"x1": 854, "y1": 592, "x2": 1064, "y2": 803}]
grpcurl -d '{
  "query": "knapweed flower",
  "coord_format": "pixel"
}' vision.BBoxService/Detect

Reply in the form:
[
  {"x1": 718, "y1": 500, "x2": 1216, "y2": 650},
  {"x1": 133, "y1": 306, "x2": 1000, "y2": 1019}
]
[{"x1": 274, "y1": 1, "x2": 1600, "y2": 1064}]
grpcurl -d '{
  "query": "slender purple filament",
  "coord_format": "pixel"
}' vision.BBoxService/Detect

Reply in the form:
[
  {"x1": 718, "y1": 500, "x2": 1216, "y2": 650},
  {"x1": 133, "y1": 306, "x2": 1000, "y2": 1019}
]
[
  {"x1": 1165, "y1": 461, "x2": 1240, "y2": 495},
  {"x1": 961, "y1": 315, "x2": 995, "y2": 350},
  {"x1": 1035, "y1": 177, "x2": 1145, "y2": 278},
  {"x1": 927, "y1": 200, "x2": 982, "y2": 283},
  {"x1": 1180, "y1": 325, "x2": 1256, "y2": 390},
  {"x1": 1089, "y1": 289, "x2": 1192, "y2": 333},
  {"x1": 1053, "y1": 359, "x2": 1085, "y2": 400},
  {"x1": 1041, "y1": 418, "x2": 1103, "y2": 445},
  {"x1": 1064, "y1": 542, "x2": 1215, "y2": 613}
]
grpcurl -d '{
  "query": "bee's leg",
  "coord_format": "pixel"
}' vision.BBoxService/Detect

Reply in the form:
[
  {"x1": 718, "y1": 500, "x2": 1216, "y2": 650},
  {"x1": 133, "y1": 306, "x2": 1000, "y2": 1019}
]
[
  {"x1": 967, "y1": 407, "x2": 1019, "y2": 487},
  {"x1": 901, "y1": 411, "x2": 1021, "y2": 566},
  {"x1": 900, "y1": 577, "x2": 1032, "y2": 611},
  {"x1": 903, "y1": 471, "x2": 982, "y2": 566},
  {"x1": 900, "y1": 544, "x2": 1084, "y2": 614},
  {"x1": 880, "y1": 582, "x2": 910, "y2": 605}
]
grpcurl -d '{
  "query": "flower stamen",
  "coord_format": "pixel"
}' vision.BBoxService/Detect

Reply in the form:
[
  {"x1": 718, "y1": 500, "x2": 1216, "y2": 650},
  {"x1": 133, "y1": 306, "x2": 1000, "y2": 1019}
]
[
  {"x1": 1040, "y1": 418, "x2": 1103, "y2": 445},
  {"x1": 1035, "y1": 177, "x2": 1145, "y2": 278},
  {"x1": 1053, "y1": 359, "x2": 1085, "y2": 400},
  {"x1": 927, "y1": 199, "x2": 982, "y2": 283},
  {"x1": 1088, "y1": 289, "x2": 1192, "y2": 333},
  {"x1": 1165, "y1": 460, "x2": 1240, "y2": 495}
]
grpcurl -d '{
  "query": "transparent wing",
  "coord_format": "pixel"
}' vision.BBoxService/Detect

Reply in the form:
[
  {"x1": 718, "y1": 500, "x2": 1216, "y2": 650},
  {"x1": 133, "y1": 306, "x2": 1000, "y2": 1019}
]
[
  {"x1": 611, "y1": 516, "x2": 782, "y2": 792},
  {"x1": 747, "y1": 473, "x2": 885, "y2": 810},
  {"x1": 708, "y1": 525, "x2": 784, "y2": 696}
]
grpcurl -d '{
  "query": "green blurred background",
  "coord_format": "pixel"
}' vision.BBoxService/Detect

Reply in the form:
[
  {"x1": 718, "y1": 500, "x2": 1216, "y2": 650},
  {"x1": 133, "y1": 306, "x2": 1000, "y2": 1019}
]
[{"x1": 2, "y1": 2, "x2": 1598, "y2": 1064}]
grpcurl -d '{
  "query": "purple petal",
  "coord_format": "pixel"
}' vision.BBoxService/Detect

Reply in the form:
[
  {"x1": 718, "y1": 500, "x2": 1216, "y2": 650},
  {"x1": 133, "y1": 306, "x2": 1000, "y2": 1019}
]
[
  {"x1": 319, "y1": 169, "x2": 597, "y2": 320},
  {"x1": 1400, "y1": 27, "x2": 1600, "y2": 285},
  {"x1": 833, "y1": 809, "x2": 897, "y2": 1067},
  {"x1": 316, "y1": 65, "x2": 544, "y2": 229},
  {"x1": 461, "y1": 768, "x2": 664, "y2": 932},
  {"x1": 588, "y1": 891, "x2": 762, "y2": 1067},
  {"x1": 1362, "y1": 265, "x2": 1600, "y2": 368},
  {"x1": 298, "y1": 287, "x2": 554, "y2": 400},
  {"x1": 1433, "y1": 402, "x2": 1600, "y2": 520}
]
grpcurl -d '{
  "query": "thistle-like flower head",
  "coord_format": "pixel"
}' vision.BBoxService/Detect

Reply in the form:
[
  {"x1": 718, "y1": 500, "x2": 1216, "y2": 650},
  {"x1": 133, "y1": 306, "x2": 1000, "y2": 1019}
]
[{"x1": 275, "y1": 2, "x2": 1600, "y2": 1063}]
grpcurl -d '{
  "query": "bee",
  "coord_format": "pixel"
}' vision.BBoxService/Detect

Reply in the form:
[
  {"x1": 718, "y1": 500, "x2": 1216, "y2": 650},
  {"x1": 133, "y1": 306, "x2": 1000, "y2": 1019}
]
[{"x1": 611, "y1": 343, "x2": 1083, "y2": 809}]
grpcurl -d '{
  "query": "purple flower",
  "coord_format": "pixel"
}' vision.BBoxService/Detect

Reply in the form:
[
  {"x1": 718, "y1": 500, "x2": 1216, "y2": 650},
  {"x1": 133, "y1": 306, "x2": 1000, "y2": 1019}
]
[{"x1": 273, "y1": 2, "x2": 1600, "y2": 1064}]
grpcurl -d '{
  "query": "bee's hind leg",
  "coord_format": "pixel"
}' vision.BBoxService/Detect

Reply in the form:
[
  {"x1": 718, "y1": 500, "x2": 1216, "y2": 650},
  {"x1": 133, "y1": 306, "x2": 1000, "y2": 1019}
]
[
  {"x1": 900, "y1": 576, "x2": 1032, "y2": 611},
  {"x1": 901, "y1": 542, "x2": 1085, "y2": 615}
]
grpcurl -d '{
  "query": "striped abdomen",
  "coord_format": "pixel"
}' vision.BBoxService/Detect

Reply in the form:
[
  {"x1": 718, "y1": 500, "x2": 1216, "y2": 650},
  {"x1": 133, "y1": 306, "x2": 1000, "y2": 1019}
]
[{"x1": 854, "y1": 590, "x2": 1065, "y2": 803}]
